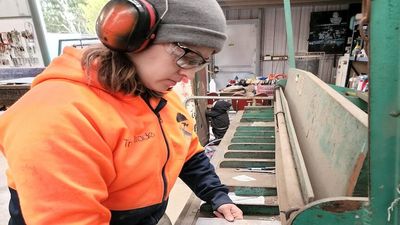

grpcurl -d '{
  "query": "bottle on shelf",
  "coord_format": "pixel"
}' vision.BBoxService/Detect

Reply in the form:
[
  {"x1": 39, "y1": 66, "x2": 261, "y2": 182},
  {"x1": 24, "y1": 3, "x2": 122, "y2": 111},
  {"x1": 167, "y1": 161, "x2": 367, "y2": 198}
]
[
  {"x1": 352, "y1": 41, "x2": 362, "y2": 56},
  {"x1": 209, "y1": 78, "x2": 217, "y2": 92}
]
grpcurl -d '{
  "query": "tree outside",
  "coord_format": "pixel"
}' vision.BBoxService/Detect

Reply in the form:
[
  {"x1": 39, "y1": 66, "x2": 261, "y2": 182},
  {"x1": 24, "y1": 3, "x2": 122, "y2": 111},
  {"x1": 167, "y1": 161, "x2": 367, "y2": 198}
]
[
  {"x1": 82, "y1": 0, "x2": 108, "y2": 34},
  {"x1": 39, "y1": 0, "x2": 108, "y2": 34}
]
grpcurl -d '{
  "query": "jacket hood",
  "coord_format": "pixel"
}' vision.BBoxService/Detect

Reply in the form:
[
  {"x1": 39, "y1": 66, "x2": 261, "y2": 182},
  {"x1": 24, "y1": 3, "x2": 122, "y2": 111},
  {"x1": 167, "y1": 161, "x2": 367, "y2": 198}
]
[
  {"x1": 213, "y1": 100, "x2": 231, "y2": 112},
  {"x1": 32, "y1": 47, "x2": 103, "y2": 91}
]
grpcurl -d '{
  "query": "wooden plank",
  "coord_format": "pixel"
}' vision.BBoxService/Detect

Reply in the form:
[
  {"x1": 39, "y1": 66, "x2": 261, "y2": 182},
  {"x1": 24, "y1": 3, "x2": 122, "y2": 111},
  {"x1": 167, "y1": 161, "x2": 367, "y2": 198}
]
[
  {"x1": 274, "y1": 123, "x2": 289, "y2": 224},
  {"x1": 228, "y1": 144, "x2": 276, "y2": 151},
  {"x1": 279, "y1": 88, "x2": 314, "y2": 204},
  {"x1": 219, "y1": 159, "x2": 275, "y2": 168},
  {"x1": 174, "y1": 194, "x2": 202, "y2": 225},
  {"x1": 274, "y1": 89, "x2": 305, "y2": 221},
  {"x1": 224, "y1": 151, "x2": 275, "y2": 159},
  {"x1": 284, "y1": 69, "x2": 368, "y2": 199},
  {"x1": 177, "y1": 107, "x2": 282, "y2": 225},
  {"x1": 217, "y1": 169, "x2": 276, "y2": 188}
]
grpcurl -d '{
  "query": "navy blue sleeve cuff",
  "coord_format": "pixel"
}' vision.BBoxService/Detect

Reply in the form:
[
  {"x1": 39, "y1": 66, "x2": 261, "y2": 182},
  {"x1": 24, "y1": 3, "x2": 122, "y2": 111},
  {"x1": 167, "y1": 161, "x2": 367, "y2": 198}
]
[
  {"x1": 179, "y1": 151, "x2": 232, "y2": 210},
  {"x1": 210, "y1": 191, "x2": 233, "y2": 211}
]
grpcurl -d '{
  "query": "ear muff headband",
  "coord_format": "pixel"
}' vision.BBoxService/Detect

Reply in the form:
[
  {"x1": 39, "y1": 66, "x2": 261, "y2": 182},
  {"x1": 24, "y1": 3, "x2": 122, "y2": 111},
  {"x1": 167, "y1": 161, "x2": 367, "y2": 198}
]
[
  {"x1": 135, "y1": 0, "x2": 157, "y2": 52},
  {"x1": 96, "y1": 0, "x2": 158, "y2": 52}
]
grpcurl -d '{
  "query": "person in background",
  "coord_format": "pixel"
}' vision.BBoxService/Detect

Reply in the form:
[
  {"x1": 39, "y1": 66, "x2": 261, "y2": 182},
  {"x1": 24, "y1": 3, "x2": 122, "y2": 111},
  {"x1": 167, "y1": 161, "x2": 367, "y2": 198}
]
[
  {"x1": 206, "y1": 100, "x2": 232, "y2": 144},
  {"x1": 0, "y1": 0, "x2": 243, "y2": 224}
]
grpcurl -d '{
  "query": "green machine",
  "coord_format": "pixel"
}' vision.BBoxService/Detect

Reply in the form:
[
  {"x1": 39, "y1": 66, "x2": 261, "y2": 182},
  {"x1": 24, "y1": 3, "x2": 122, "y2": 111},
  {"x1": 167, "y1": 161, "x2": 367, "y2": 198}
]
[
  {"x1": 282, "y1": 0, "x2": 400, "y2": 224},
  {"x1": 176, "y1": 0, "x2": 399, "y2": 224},
  {"x1": 369, "y1": 0, "x2": 400, "y2": 224}
]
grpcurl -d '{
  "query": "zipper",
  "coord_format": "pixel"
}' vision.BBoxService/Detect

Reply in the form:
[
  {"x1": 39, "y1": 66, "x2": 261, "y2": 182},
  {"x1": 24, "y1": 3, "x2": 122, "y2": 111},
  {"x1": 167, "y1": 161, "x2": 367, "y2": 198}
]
[
  {"x1": 156, "y1": 113, "x2": 170, "y2": 201},
  {"x1": 141, "y1": 95, "x2": 170, "y2": 202}
]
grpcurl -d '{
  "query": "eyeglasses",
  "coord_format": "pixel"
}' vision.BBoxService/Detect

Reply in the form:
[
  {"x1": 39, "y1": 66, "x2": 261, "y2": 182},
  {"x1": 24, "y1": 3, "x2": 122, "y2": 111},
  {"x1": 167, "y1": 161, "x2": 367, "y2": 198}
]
[{"x1": 167, "y1": 43, "x2": 210, "y2": 69}]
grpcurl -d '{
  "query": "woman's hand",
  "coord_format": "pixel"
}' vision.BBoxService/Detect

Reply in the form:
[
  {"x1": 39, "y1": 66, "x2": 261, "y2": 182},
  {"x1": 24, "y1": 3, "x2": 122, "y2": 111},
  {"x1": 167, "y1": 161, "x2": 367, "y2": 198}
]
[{"x1": 214, "y1": 204, "x2": 243, "y2": 222}]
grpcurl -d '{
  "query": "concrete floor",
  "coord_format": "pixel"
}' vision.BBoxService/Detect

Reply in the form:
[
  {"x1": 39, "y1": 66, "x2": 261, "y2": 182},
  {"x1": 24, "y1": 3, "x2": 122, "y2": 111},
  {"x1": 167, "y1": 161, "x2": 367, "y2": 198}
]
[
  {"x1": 0, "y1": 155, "x2": 192, "y2": 224},
  {"x1": 166, "y1": 179, "x2": 192, "y2": 224}
]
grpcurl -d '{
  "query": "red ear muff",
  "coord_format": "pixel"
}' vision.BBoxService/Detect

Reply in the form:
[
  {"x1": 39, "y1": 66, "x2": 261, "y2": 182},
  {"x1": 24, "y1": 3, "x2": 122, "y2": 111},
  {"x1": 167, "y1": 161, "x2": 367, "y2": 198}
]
[{"x1": 96, "y1": 0, "x2": 158, "y2": 52}]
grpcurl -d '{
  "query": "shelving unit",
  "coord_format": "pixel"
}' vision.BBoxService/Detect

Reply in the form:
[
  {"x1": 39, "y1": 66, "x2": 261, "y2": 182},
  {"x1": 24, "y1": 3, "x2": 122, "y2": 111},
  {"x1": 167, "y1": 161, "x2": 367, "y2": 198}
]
[{"x1": 345, "y1": 19, "x2": 369, "y2": 88}]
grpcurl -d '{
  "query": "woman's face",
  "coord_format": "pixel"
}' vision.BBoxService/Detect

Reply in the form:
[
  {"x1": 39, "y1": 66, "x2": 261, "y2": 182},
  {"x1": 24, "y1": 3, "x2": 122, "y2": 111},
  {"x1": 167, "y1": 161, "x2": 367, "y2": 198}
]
[{"x1": 129, "y1": 43, "x2": 213, "y2": 93}]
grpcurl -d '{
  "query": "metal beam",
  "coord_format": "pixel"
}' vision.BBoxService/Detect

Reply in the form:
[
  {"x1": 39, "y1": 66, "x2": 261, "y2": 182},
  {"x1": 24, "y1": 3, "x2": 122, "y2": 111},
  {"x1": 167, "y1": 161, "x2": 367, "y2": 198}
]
[
  {"x1": 283, "y1": 0, "x2": 296, "y2": 68},
  {"x1": 27, "y1": 0, "x2": 50, "y2": 66},
  {"x1": 370, "y1": 0, "x2": 400, "y2": 224},
  {"x1": 217, "y1": 0, "x2": 361, "y2": 7}
]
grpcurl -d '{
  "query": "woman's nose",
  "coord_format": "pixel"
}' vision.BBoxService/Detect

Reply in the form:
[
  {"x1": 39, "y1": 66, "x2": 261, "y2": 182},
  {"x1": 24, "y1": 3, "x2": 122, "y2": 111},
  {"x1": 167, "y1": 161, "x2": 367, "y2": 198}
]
[
  {"x1": 179, "y1": 65, "x2": 208, "y2": 80},
  {"x1": 178, "y1": 68, "x2": 196, "y2": 80}
]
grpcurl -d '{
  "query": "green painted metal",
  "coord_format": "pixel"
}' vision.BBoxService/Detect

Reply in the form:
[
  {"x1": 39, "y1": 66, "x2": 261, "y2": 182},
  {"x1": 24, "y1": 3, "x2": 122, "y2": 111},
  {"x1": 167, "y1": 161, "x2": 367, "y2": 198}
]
[
  {"x1": 291, "y1": 198, "x2": 370, "y2": 225},
  {"x1": 284, "y1": 69, "x2": 368, "y2": 199},
  {"x1": 234, "y1": 131, "x2": 275, "y2": 137},
  {"x1": 370, "y1": 0, "x2": 400, "y2": 224},
  {"x1": 243, "y1": 111, "x2": 274, "y2": 115},
  {"x1": 244, "y1": 107, "x2": 274, "y2": 112},
  {"x1": 234, "y1": 187, "x2": 277, "y2": 196},
  {"x1": 228, "y1": 143, "x2": 275, "y2": 150},
  {"x1": 240, "y1": 117, "x2": 274, "y2": 122},
  {"x1": 276, "y1": 79, "x2": 288, "y2": 88},
  {"x1": 239, "y1": 107, "x2": 274, "y2": 124},
  {"x1": 329, "y1": 85, "x2": 368, "y2": 112},
  {"x1": 231, "y1": 137, "x2": 275, "y2": 143},
  {"x1": 283, "y1": 0, "x2": 295, "y2": 68},
  {"x1": 236, "y1": 126, "x2": 275, "y2": 132},
  {"x1": 244, "y1": 106, "x2": 274, "y2": 113},
  {"x1": 242, "y1": 113, "x2": 274, "y2": 119},
  {"x1": 353, "y1": 154, "x2": 369, "y2": 197},
  {"x1": 219, "y1": 160, "x2": 275, "y2": 168},
  {"x1": 242, "y1": 113, "x2": 274, "y2": 118},
  {"x1": 242, "y1": 114, "x2": 274, "y2": 119},
  {"x1": 200, "y1": 203, "x2": 280, "y2": 216},
  {"x1": 224, "y1": 151, "x2": 275, "y2": 159}
]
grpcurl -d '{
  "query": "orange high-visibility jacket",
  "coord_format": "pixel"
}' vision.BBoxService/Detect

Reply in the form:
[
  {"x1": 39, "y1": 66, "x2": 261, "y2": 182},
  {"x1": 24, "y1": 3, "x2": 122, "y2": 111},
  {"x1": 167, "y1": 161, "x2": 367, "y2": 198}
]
[{"x1": 0, "y1": 47, "x2": 231, "y2": 225}]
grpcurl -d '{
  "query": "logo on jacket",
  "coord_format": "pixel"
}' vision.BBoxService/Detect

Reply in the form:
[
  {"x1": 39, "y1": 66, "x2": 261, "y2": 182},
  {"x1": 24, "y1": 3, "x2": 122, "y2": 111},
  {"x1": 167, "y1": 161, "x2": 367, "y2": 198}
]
[
  {"x1": 134, "y1": 132, "x2": 155, "y2": 143},
  {"x1": 176, "y1": 113, "x2": 192, "y2": 137},
  {"x1": 124, "y1": 131, "x2": 156, "y2": 147}
]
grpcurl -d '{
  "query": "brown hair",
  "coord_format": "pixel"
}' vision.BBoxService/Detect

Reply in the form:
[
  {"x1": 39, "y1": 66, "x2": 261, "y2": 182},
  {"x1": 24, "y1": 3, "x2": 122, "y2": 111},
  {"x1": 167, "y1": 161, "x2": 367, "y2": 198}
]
[{"x1": 81, "y1": 44, "x2": 162, "y2": 97}]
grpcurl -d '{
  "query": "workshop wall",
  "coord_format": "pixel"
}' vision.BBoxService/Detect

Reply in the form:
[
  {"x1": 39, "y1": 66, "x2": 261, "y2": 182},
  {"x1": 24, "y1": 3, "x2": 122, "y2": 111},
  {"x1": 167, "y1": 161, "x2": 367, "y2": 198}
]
[
  {"x1": 222, "y1": 3, "x2": 349, "y2": 84},
  {"x1": 0, "y1": 0, "x2": 44, "y2": 68},
  {"x1": 0, "y1": 0, "x2": 30, "y2": 17}
]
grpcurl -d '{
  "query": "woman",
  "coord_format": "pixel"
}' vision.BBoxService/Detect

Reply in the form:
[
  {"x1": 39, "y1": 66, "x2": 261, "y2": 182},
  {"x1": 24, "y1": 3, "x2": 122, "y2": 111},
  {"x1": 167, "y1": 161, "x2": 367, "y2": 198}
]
[{"x1": 0, "y1": 0, "x2": 243, "y2": 224}]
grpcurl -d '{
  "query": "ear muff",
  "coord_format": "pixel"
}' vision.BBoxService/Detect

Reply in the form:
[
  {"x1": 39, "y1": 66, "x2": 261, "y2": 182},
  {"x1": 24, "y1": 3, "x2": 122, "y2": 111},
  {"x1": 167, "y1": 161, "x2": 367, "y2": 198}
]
[{"x1": 96, "y1": 0, "x2": 158, "y2": 52}]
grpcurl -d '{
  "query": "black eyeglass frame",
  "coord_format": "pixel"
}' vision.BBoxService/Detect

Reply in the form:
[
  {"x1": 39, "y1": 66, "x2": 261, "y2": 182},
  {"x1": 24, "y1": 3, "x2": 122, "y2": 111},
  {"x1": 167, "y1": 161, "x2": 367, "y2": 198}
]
[{"x1": 174, "y1": 42, "x2": 210, "y2": 69}]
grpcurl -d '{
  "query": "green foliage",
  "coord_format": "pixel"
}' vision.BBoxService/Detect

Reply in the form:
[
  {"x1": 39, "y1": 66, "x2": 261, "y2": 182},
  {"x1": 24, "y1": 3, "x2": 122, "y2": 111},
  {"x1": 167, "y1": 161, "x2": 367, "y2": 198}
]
[
  {"x1": 83, "y1": 0, "x2": 108, "y2": 34},
  {"x1": 40, "y1": 0, "x2": 107, "y2": 34}
]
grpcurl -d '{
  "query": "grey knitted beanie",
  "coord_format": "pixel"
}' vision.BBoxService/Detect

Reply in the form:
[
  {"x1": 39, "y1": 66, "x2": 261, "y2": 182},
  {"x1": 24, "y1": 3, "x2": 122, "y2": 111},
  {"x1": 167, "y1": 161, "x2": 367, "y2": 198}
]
[{"x1": 149, "y1": 0, "x2": 227, "y2": 53}]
